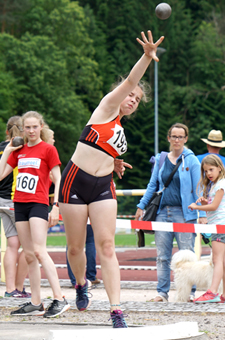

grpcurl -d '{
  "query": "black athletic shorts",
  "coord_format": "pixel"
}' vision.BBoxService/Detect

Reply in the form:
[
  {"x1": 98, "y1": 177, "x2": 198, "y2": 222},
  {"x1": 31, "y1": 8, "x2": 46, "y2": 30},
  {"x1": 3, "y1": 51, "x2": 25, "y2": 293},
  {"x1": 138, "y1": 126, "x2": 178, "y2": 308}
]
[
  {"x1": 14, "y1": 202, "x2": 49, "y2": 222},
  {"x1": 59, "y1": 160, "x2": 116, "y2": 205}
]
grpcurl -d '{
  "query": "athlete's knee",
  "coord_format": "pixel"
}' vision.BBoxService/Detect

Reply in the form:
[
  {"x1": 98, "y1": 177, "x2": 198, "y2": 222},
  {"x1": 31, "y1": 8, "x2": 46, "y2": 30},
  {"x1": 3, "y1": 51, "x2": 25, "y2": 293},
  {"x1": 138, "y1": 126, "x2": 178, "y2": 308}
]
[
  {"x1": 7, "y1": 236, "x2": 20, "y2": 250},
  {"x1": 68, "y1": 245, "x2": 83, "y2": 257},
  {"x1": 97, "y1": 240, "x2": 114, "y2": 259},
  {"x1": 24, "y1": 251, "x2": 36, "y2": 265},
  {"x1": 33, "y1": 247, "x2": 47, "y2": 263}
]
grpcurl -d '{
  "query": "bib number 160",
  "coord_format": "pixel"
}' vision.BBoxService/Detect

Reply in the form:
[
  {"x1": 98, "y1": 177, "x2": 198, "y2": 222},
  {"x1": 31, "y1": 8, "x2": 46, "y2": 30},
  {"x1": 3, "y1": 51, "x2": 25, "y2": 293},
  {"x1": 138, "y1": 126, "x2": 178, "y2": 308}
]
[{"x1": 16, "y1": 173, "x2": 39, "y2": 194}]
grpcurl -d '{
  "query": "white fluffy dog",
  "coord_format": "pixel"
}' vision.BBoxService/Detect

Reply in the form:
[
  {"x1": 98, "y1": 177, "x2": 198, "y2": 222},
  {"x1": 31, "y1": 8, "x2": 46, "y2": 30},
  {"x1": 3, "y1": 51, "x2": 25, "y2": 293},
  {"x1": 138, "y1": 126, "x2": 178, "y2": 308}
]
[{"x1": 171, "y1": 249, "x2": 222, "y2": 302}]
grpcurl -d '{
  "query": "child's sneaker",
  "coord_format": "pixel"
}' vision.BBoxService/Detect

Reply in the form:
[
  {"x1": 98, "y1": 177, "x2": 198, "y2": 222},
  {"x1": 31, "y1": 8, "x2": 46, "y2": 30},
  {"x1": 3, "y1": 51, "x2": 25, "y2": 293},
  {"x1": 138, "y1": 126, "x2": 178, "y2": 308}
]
[
  {"x1": 75, "y1": 279, "x2": 92, "y2": 311},
  {"x1": 109, "y1": 310, "x2": 128, "y2": 328},
  {"x1": 194, "y1": 290, "x2": 220, "y2": 303},
  {"x1": 219, "y1": 295, "x2": 225, "y2": 303},
  {"x1": 10, "y1": 302, "x2": 45, "y2": 316},
  {"x1": 4, "y1": 289, "x2": 24, "y2": 298},
  {"x1": 43, "y1": 297, "x2": 70, "y2": 318}
]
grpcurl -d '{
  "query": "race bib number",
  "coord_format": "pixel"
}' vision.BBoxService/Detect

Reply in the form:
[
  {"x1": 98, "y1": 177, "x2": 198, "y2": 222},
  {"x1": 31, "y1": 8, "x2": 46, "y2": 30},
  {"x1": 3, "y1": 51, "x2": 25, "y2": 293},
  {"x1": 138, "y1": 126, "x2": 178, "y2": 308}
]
[
  {"x1": 107, "y1": 124, "x2": 127, "y2": 155},
  {"x1": 16, "y1": 173, "x2": 39, "y2": 194}
]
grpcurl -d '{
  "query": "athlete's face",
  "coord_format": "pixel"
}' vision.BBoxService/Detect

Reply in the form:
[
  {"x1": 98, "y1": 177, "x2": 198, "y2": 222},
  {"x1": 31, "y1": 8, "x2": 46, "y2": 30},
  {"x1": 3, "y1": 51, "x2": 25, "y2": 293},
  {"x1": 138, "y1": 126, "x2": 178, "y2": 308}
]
[
  {"x1": 120, "y1": 86, "x2": 143, "y2": 117},
  {"x1": 24, "y1": 117, "x2": 43, "y2": 144}
]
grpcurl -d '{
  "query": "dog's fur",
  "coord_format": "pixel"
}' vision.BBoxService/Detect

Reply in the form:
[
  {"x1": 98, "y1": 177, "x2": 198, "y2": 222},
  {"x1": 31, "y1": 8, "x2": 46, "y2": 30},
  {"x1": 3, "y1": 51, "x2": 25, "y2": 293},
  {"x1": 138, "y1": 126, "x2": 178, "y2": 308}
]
[{"x1": 171, "y1": 249, "x2": 222, "y2": 302}]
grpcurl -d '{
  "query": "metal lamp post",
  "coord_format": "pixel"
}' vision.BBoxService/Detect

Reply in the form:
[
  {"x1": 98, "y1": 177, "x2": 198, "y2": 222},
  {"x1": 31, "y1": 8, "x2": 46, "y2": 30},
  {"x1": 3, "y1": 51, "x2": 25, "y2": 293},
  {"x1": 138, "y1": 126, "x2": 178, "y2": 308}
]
[{"x1": 154, "y1": 47, "x2": 166, "y2": 155}]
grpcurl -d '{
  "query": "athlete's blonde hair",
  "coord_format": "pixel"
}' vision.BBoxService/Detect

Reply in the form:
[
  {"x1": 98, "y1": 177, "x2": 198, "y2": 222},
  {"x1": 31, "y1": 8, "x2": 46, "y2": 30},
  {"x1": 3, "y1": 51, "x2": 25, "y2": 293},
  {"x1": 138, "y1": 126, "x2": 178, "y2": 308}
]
[
  {"x1": 110, "y1": 76, "x2": 151, "y2": 103},
  {"x1": 22, "y1": 111, "x2": 46, "y2": 142},
  {"x1": 41, "y1": 124, "x2": 54, "y2": 143}
]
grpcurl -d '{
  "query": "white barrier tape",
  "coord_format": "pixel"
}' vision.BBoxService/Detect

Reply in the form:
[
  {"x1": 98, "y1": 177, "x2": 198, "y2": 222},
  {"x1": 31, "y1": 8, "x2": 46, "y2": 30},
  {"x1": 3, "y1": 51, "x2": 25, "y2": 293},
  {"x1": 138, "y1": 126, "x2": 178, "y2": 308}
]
[
  {"x1": 0, "y1": 206, "x2": 14, "y2": 211},
  {"x1": 0, "y1": 206, "x2": 224, "y2": 233},
  {"x1": 116, "y1": 219, "x2": 225, "y2": 234}
]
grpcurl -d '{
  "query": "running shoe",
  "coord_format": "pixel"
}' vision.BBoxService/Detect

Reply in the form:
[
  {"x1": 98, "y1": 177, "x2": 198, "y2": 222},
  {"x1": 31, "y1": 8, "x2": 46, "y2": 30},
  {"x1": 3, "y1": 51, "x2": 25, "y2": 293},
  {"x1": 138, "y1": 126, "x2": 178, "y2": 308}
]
[
  {"x1": 75, "y1": 279, "x2": 92, "y2": 311},
  {"x1": 4, "y1": 289, "x2": 24, "y2": 298},
  {"x1": 10, "y1": 302, "x2": 45, "y2": 316},
  {"x1": 43, "y1": 297, "x2": 70, "y2": 318},
  {"x1": 18, "y1": 288, "x2": 31, "y2": 298},
  {"x1": 109, "y1": 310, "x2": 128, "y2": 328},
  {"x1": 194, "y1": 290, "x2": 221, "y2": 303}
]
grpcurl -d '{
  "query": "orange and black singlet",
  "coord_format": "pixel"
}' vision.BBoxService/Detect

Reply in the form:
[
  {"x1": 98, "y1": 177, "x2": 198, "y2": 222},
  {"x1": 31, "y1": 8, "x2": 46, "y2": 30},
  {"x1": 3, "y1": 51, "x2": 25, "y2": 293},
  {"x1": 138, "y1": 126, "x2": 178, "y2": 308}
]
[{"x1": 79, "y1": 116, "x2": 127, "y2": 158}]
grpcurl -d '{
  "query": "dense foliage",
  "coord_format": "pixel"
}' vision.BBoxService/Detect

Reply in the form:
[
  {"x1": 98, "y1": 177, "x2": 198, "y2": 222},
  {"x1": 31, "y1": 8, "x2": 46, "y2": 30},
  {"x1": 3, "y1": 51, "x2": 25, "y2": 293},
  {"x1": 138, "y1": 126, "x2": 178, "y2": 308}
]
[{"x1": 0, "y1": 0, "x2": 224, "y2": 191}]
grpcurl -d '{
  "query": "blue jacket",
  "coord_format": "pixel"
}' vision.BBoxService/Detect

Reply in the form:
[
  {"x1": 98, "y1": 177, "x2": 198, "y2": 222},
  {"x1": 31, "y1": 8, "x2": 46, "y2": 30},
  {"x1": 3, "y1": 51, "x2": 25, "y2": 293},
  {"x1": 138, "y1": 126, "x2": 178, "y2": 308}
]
[{"x1": 137, "y1": 148, "x2": 206, "y2": 221}]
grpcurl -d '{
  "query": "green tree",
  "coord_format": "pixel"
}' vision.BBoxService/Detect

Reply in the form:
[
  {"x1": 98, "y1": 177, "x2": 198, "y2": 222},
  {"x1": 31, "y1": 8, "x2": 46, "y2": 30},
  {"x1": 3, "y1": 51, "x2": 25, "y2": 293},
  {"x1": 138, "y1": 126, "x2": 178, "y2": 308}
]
[
  {"x1": 0, "y1": 0, "x2": 104, "y2": 167},
  {"x1": 20, "y1": 0, "x2": 103, "y2": 112},
  {"x1": 0, "y1": 32, "x2": 91, "y2": 165},
  {"x1": 0, "y1": 0, "x2": 30, "y2": 33},
  {"x1": 1, "y1": 0, "x2": 225, "y2": 190},
  {"x1": 0, "y1": 60, "x2": 23, "y2": 141}
]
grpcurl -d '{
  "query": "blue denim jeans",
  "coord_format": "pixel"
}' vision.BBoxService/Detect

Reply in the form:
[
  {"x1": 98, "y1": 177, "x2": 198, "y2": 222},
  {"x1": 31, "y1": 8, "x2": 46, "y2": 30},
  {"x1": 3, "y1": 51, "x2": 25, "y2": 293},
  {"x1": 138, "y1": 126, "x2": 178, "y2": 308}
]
[
  {"x1": 155, "y1": 206, "x2": 196, "y2": 300},
  {"x1": 66, "y1": 224, "x2": 97, "y2": 285}
]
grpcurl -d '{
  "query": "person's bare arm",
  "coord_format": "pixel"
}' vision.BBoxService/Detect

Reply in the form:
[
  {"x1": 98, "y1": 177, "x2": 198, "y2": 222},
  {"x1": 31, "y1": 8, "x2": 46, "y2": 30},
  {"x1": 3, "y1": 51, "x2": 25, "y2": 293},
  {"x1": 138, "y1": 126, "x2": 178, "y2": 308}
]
[{"x1": 48, "y1": 165, "x2": 61, "y2": 227}]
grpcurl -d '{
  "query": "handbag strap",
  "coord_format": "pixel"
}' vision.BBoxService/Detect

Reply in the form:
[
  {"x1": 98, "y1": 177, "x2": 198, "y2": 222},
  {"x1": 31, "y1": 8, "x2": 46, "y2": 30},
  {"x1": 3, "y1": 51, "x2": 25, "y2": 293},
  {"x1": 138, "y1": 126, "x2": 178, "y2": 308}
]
[{"x1": 164, "y1": 158, "x2": 182, "y2": 188}]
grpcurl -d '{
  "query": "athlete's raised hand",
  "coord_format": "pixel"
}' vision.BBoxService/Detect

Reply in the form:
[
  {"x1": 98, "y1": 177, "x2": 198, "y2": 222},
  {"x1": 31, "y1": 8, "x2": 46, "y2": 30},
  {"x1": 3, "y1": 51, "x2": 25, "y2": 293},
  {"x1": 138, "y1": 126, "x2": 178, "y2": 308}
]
[{"x1": 136, "y1": 30, "x2": 164, "y2": 62}]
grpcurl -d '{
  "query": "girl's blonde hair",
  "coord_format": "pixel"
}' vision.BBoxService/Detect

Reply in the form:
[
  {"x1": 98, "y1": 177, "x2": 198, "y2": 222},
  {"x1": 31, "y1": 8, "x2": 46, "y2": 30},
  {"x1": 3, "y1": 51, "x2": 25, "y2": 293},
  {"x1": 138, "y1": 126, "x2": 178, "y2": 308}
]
[
  {"x1": 198, "y1": 154, "x2": 225, "y2": 198},
  {"x1": 6, "y1": 116, "x2": 23, "y2": 140},
  {"x1": 41, "y1": 124, "x2": 54, "y2": 143},
  {"x1": 110, "y1": 76, "x2": 151, "y2": 103},
  {"x1": 22, "y1": 111, "x2": 46, "y2": 143}
]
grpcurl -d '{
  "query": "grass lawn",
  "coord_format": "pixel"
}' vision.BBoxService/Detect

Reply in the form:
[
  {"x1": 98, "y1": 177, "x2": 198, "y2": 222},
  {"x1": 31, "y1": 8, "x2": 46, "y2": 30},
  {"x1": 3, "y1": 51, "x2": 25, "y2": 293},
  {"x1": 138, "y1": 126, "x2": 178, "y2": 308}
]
[
  {"x1": 0, "y1": 232, "x2": 209, "y2": 248},
  {"x1": 45, "y1": 231, "x2": 156, "y2": 247}
]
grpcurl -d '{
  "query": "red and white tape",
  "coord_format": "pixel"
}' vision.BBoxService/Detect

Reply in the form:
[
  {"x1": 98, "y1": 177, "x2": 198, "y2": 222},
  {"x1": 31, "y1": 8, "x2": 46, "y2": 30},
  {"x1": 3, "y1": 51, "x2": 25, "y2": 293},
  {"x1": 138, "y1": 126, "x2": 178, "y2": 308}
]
[
  {"x1": 116, "y1": 219, "x2": 225, "y2": 234},
  {"x1": 0, "y1": 206, "x2": 14, "y2": 211},
  {"x1": 0, "y1": 206, "x2": 224, "y2": 233}
]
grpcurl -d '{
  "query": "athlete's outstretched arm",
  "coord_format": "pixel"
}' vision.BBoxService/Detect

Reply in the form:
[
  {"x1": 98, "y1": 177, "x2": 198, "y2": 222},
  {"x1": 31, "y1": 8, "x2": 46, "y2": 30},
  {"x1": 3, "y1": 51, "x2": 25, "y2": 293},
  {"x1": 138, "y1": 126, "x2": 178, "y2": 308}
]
[{"x1": 101, "y1": 31, "x2": 164, "y2": 111}]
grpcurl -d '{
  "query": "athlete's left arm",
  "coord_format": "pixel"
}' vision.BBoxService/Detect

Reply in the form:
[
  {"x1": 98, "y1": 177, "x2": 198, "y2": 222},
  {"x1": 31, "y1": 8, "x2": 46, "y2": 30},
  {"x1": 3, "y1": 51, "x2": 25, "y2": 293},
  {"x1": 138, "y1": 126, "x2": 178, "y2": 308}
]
[{"x1": 48, "y1": 165, "x2": 61, "y2": 227}]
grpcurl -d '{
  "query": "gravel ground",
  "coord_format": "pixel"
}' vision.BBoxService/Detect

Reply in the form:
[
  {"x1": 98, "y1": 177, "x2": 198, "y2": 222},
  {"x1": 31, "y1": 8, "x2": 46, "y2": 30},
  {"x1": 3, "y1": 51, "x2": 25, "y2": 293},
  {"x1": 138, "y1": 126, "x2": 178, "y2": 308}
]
[
  {"x1": 0, "y1": 280, "x2": 224, "y2": 339},
  {"x1": 0, "y1": 308, "x2": 223, "y2": 339}
]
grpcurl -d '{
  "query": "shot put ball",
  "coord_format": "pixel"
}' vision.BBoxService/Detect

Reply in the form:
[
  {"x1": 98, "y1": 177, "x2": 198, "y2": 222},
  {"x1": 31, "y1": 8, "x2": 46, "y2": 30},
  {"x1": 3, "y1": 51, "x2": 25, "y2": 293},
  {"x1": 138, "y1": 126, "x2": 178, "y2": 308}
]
[
  {"x1": 12, "y1": 136, "x2": 24, "y2": 147},
  {"x1": 155, "y1": 3, "x2": 172, "y2": 20}
]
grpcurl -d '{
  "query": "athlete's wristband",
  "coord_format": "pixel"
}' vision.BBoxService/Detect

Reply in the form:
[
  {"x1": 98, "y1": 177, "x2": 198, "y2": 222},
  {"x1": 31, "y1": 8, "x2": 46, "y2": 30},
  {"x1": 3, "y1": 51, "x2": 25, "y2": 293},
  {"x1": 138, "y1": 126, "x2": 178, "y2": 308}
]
[{"x1": 53, "y1": 202, "x2": 59, "y2": 207}]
